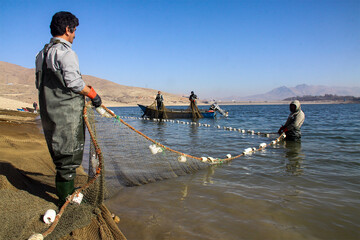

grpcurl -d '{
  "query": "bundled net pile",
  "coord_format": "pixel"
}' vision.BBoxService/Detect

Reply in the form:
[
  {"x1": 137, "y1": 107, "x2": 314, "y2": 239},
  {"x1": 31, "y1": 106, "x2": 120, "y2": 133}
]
[
  {"x1": 189, "y1": 101, "x2": 203, "y2": 118},
  {"x1": 144, "y1": 101, "x2": 168, "y2": 119},
  {"x1": 0, "y1": 109, "x2": 126, "y2": 240},
  {"x1": 142, "y1": 101, "x2": 203, "y2": 119},
  {"x1": 24, "y1": 105, "x2": 128, "y2": 240}
]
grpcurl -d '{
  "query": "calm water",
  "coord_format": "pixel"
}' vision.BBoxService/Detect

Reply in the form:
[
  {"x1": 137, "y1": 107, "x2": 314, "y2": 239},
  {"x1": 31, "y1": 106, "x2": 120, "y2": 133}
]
[{"x1": 103, "y1": 104, "x2": 360, "y2": 240}]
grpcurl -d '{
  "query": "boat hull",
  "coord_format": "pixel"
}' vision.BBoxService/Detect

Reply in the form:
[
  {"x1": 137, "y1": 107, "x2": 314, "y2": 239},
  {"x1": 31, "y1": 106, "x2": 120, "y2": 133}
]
[{"x1": 138, "y1": 104, "x2": 215, "y2": 119}]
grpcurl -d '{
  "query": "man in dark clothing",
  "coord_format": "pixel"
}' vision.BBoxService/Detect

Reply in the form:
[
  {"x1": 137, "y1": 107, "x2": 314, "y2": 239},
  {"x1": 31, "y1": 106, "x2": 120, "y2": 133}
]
[
  {"x1": 189, "y1": 91, "x2": 197, "y2": 103},
  {"x1": 155, "y1": 91, "x2": 163, "y2": 110},
  {"x1": 35, "y1": 11, "x2": 102, "y2": 207},
  {"x1": 33, "y1": 102, "x2": 38, "y2": 113},
  {"x1": 278, "y1": 100, "x2": 305, "y2": 140}
]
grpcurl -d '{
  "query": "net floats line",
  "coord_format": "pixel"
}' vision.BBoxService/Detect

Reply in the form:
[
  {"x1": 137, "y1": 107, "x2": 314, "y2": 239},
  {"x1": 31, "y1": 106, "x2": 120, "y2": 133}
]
[
  {"x1": 117, "y1": 115, "x2": 276, "y2": 138},
  {"x1": 102, "y1": 106, "x2": 286, "y2": 165}
]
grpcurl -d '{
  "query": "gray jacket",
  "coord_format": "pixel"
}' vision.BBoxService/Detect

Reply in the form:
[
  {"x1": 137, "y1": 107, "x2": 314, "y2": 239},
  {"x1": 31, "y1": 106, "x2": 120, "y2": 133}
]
[
  {"x1": 35, "y1": 39, "x2": 85, "y2": 180},
  {"x1": 283, "y1": 100, "x2": 305, "y2": 140}
]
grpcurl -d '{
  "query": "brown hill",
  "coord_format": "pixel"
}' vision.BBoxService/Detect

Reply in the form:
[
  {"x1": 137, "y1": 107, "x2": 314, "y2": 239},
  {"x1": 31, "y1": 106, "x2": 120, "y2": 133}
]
[{"x1": 0, "y1": 61, "x2": 189, "y2": 106}]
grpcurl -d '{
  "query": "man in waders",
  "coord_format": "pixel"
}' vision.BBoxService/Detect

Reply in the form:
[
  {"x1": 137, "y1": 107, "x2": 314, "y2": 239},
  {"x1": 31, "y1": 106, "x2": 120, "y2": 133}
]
[
  {"x1": 35, "y1": 11, "x2": 102, "y2": 207},
  {"x1": 278, "y1": 100, "x2": 305, "y2": 141},
  {"x1": 155, "y1": 91, "x2": 163, "y2": 110}
]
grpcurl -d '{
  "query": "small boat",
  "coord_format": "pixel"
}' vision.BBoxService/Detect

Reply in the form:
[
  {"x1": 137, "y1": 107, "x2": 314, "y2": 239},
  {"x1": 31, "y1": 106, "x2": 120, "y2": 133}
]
[{"x1": 138, "y1": 104, "x2": 216, "y2": 119}]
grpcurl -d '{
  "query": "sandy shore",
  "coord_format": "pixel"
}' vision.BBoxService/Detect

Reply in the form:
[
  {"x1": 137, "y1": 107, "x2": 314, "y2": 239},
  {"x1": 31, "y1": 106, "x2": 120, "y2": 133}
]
[
  {"x1": 0, "y1": 109, "x2": 126, "y2": 239},
  {"x1": 0, "y1": 96, "x2": 33, "y2": 110}
]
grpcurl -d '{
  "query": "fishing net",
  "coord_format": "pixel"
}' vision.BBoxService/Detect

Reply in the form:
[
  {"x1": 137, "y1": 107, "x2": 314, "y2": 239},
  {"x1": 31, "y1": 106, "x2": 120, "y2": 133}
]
[
  {"x1": 0, "y1": 109, "x2": 126, "y2": 240},
  {"x1": 141, "y1": 101, "x2": 205, "y2": 119},
  {"x1": 85, "y1": 105, "x2": 285, "y2": 194},
  {"x1": 19, "y1": 104, "x2": 128, "y2": 240},
  {"x1": 143, "y1": 101, "x2": 168, "y2": 119},
  {"x1": 25, "y1": 103, "x2": 284, "y2": 239},
  {"x1": 189, "y1": 101, "x2": 203, "y2": 119}
]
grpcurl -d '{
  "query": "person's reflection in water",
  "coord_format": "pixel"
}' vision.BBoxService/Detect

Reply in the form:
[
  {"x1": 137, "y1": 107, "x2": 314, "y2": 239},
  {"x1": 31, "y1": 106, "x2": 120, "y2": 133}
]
[
  {"x1": 189, "y1": 121, "x2": 199, "y2": 153},
  {"x1": 284, "y1": 140, "x2": 305, "y2": 176},
  {"x1": 202, "y1": 166, "x2": 216, "y2": 185},
  {"x1": 156, "y1": 121, "x2": 166, "y2": 143},
  {"x1": 180, "y1": 184, "x2": 188, "y2": 201}
]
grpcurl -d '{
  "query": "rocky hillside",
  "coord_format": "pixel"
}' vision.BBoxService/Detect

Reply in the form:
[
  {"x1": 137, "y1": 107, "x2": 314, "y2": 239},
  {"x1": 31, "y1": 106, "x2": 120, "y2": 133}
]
[{"x1": 0, "y1": 61, "x2": 190, "y2": 106}]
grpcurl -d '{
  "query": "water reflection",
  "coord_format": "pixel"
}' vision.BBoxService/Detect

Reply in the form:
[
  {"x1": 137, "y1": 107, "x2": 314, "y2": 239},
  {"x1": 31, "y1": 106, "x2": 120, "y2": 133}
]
[
  {"x1": 284, "y1": 140, "x2": 305, "y2": 176},
  {"x1": 189, "y1": 121, "x2": 200, "y2": 154},
  {"x1": 180, "y1": 184, "x2": 188, "y2": 201},
  {"x1": 156, "y1": 121, "x2": 166, "y2": 142},
  {"x1": 202, "y1": 166, "x2": 216, "y2": 185}
]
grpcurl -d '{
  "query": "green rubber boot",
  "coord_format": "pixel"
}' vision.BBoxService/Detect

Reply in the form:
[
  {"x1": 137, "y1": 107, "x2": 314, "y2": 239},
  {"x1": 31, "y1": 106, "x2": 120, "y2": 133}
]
[{"x1": 56, "y1": 179, "x2": 75, "y2": 207}]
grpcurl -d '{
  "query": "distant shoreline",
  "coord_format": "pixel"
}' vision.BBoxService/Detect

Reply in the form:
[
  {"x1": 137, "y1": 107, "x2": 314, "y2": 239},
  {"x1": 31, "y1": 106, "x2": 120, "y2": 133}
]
[
  {"x1": 198, "y1": 100, "x2": 358, "y2": 106},
  {"x1": 106, "y1": 100, "x2": 358, "y2": 107},
  {"x1": 0, "y1": 96, "x2": 357, "y2": 111}
]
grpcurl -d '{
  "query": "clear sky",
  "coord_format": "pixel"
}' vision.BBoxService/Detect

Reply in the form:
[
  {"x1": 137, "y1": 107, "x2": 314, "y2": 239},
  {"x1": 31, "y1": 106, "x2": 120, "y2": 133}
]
[{"x1": 1, "y1": 0, "x2": 359, "y2": 98}]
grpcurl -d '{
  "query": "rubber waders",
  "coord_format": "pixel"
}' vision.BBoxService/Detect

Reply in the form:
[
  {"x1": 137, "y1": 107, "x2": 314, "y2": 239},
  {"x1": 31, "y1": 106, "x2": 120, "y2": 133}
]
[{"x1": 56, "y1": 179, "x2": 75, "y2": 207}]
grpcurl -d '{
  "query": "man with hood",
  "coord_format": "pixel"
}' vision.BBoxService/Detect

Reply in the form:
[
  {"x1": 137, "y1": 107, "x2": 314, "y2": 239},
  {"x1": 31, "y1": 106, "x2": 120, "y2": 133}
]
[
  {"x1": 35, "y1": 11, "x2": 102, "y2": 207},
  {"x1": 278, "y1": 100, "x2": 305, "y2": 140}
]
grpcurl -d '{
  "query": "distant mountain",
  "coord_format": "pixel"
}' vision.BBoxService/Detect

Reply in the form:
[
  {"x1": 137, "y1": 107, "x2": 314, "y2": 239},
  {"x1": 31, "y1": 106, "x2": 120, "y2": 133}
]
[
  {"x1": 284, "y1": 94, "x2": 360, "y2": 102},
  {"x1": 222, "y1": 84, "x2": 360, "y2": 101},
  {"x1": 0, "y1": 61, "x2": 189, "y2": 106}
]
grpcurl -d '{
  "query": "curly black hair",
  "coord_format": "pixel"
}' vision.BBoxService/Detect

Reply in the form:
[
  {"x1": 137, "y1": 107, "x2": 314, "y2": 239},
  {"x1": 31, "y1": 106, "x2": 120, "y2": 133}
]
[{"x1": 50, "y1": 11, "x2": 79, "y2": 37}]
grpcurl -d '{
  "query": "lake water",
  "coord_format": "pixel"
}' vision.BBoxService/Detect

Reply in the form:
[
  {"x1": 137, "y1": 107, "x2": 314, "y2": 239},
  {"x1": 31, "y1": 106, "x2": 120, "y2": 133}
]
[{"x1": 102, "y1": 104, "x2": 360, "y2": 240}]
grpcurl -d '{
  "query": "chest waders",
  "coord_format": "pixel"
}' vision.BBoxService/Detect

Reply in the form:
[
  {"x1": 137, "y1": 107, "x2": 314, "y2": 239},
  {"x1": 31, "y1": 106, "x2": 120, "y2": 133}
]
[
  {"x1": 36, "y1": 41, "x2": 85, "y2": 206},
  {"x1": 285, "y1": 129, "x2": 301, "y2": 141},
  {"x1": 156, "y1": 95, "x2": 163, "y2": 110},
  {"x1": 284, "y1": 112, "x2": 304, "y2": 141}
]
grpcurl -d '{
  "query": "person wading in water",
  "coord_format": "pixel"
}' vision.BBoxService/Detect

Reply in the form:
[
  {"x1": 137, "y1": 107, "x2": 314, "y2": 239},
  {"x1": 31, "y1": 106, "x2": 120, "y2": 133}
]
[{"x1": 278, "y1": 100, "x2": 305, "y2": 141}]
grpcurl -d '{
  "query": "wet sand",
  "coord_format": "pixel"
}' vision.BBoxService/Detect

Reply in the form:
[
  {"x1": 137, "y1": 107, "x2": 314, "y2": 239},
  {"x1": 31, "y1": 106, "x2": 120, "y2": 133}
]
[{"x1": 0, "y1": 108, "x2": 125, "y2": 239}]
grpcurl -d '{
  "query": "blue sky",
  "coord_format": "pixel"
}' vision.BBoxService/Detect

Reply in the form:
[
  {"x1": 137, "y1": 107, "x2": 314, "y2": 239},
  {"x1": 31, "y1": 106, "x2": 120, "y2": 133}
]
[{"x1": 1, "y1": 0, "x2": 359, "y2": 98}]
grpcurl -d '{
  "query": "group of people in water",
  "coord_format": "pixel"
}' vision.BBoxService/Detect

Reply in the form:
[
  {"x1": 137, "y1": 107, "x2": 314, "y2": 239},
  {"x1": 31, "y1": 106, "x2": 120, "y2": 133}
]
[{"x1": 156, "y1": 90, "x2": 305, "y2": 141}]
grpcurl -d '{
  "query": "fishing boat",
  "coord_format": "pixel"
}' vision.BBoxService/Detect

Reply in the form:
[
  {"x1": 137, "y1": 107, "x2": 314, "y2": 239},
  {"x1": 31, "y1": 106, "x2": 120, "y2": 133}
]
[{"x1": 138, "y1": 104, "x2": 216, "y2": 119}]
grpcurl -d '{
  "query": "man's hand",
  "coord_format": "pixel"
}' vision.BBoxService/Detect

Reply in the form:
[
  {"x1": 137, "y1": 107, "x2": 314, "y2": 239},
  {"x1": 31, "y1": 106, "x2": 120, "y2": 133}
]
[
  {"x1": 278, "y1": 126, "x2": 288, "y2": 135},
  {"x1": 84, "y1": 86, "x2": 102, "y2": 108},
  {"x1": 91, "y1": 94, "x2": 102, "y2": 108}
]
